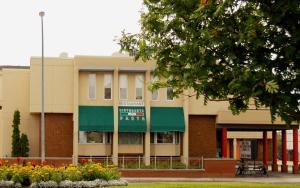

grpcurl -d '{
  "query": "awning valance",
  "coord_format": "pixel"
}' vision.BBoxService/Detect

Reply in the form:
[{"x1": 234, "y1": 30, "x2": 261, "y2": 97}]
[
  {"x1": 150, "y1": 107, "x2": 185, "y2": 132},
  {"x1": 79, "y1": 106, "x2": 114, "y2": 132},
  {"x1": 118, "y1": 106, "x2": 147, "y2": 132}
]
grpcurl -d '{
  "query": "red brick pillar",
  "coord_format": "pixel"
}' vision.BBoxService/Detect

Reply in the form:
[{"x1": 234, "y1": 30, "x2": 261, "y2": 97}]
[
  {"x1": 221, "y1": 128, "x2": 227, "y2": 158},
  {"x1": 263, "y1": 131, "x2": 268, "y2": 166},
  {"x1": 272, "y1": 131, "x2": 278, "y2": 172},
  {"x1": 282, "y1": 130, "x2": 288, "y2": 172},
  {"x1": 293, "y1": 128, "x2": 299, "y2": 174}
]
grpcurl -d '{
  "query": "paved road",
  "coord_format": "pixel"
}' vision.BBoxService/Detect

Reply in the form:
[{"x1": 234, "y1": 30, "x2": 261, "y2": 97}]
[{"x1": 124, "y1": 173, "x2": 300, "y2": 184}]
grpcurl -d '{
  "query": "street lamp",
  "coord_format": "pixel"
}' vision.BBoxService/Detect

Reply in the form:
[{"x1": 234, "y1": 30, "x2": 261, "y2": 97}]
[{"x1": 39, "y1": 11, "x2": 45, "y2": 162}]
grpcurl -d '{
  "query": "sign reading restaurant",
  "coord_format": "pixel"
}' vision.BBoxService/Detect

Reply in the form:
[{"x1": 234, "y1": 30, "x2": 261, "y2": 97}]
[
  {"x1": 118, "y1": 101, "x2": 147, "y2": 132},
  {"x1": 119, "y1": 108, "x2": 145, "y2": 121}
]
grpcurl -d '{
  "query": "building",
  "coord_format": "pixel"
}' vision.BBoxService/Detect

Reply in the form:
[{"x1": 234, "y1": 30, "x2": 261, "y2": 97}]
[{"x1": 0, "y1": 55, "x2": 298, "y2": 172}]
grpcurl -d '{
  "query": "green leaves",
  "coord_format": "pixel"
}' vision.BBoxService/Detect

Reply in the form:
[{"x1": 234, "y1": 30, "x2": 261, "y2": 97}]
[
  {"x1": 119, "y1": 0, "x2": 300, "y2": 124},
  {"x1": 265, "y1": 80, "x2": 279, "y2": 94}
]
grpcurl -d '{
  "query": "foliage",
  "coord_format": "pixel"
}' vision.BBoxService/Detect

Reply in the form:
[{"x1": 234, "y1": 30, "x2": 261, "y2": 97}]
[
  {"x1": 63, "y1": 164, "x2": 83, "y2": 181},
  {"x1": 119, "y1": 0, "x2": 300, "y2": 124},
  {"x1": 11, "y1": 110, "x2": 21, "y2": 157},
  {"x1": 0, "y1": 161, "x2": 120, "y2": 185},
  {"x1": 20, "y1": 134, "x2": 29, "y2": 157},
  {"x1": 11, "y1": 110, "x2": 30, "y2": 157}
]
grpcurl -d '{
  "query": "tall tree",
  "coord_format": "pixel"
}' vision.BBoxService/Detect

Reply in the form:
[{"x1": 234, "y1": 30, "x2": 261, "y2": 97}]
[
  {"x1": 119, "y1": 0, "x2": 300, "y2": 124},
  {"x1": 11, "y1": 110, "x2": 21, "y2": 157}
]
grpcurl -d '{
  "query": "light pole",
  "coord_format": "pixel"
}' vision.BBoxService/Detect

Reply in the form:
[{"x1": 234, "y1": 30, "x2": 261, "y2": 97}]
[{"x1": 39, "y1": 11, "x2": 45, "y2": 162}]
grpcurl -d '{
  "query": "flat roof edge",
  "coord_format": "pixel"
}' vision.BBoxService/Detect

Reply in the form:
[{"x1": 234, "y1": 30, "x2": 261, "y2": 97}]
[{"x1": 0, "y1": 65, "x2": 29, "y2": 70}]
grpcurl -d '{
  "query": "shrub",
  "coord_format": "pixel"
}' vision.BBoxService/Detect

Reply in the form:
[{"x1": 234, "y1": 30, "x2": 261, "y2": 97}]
[
  {"x1": 11, "y1": 110, "x2": 30, "y2": 157},
  {"x1": 20, "y1": 134, "x2": 30, "y2": 157},
  {"x1": 100, "y1": 167, "x2": 121, "y2": 181},
  {"x1": 11, "y1": 165, "x2": 32, "y2": 186},
  {"x1": 11, "y1": 110, "x2": 21, "y2": 157},
  {"x1": 64, "y1": 164, "x2": 83, "y2": 181},
  {"x1": 0, "y1": 161, "x2": 121, "y2": 185}
]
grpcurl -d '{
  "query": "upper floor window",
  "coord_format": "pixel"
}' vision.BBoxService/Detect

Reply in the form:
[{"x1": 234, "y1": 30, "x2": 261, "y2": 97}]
[
  {"x1": 119, "y1": 74, "x2": 128, "y2": 100},
  {"x1": 104, "y1": 74, "x2": 112, "y2": 100},
  {"x1": 166, "y1": 87, "x2": 174, "y2": 101},
  {"x1": 151, "y1": 75, "x2": 159, "y2": 101},
  {"x1": 88, "y1": 74, "x2": 96, "y2": 100},
  {"x1": 135, "y1": 74, "x2": 144, "y2": 100}
]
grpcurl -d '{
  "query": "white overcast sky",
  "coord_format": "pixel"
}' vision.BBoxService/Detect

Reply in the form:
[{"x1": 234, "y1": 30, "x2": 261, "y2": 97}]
[{"x1": 0, "y1": 0, "x2": 143, "y2": 66}]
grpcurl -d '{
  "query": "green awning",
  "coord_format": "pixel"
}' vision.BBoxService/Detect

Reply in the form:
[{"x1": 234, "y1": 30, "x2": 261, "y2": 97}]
[
  {"x1": 118, "y1": 106, "x2": 147, "y2": 132},
  {"x1": 150, "y1": 107, "x2": 185, "y2": 132},
  {"x1": 79, "y1": 106, "x2": 114, "y2": 132}
]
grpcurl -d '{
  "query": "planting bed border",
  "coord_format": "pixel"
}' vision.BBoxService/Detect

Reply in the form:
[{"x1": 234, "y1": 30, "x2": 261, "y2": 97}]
[{"x1": 0, "y1": 179, "x2": 128, "y2": 188}]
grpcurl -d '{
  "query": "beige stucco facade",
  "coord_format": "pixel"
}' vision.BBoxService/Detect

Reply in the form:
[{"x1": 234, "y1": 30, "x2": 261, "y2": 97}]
[
  {"x1": 0, "y1": 55, "x2": 291, "y2": 163},
  {"x1": 0, "y1": 68, "x2": 39, "y2": 157}
]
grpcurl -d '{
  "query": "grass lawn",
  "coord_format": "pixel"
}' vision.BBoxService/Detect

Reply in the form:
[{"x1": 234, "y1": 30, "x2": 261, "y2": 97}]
[{"x1": 111, "y1": 182, "x2": 300, "y2": 188}]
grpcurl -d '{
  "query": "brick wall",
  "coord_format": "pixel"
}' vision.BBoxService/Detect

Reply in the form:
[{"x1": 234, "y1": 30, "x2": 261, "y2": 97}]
[
  {"x1": 189, "y1": 115, "x2": 217, "y2": 158},
  {"x1": 43, "y1": 114, "x2": 73, "y2": 157}
]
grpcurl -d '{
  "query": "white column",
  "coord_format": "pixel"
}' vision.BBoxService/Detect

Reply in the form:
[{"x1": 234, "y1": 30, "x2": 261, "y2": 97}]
[
  {"x1": 112, "y1": 68, "x2": 119, "y2": 165},
  {"x1": 72, "y1": 61, "x2": 79, "y2": 164},
  {"x1": 233, "y1": 138, "x2": 237, "y2": 159},
  {"x1": 144, "y1": 70, "x2": 151, "y2": 166},
  {"x1": 182, "y1": 90, "x2": 189, "y2": 165}
]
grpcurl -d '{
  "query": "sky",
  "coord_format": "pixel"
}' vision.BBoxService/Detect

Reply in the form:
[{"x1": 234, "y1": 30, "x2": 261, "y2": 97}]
[{"x1": 0, "y1": 0, "x2": 143, "y2": 66}]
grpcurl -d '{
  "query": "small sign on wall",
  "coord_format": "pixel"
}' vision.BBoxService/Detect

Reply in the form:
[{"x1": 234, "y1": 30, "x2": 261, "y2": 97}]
[{"x1": 240, "y1": 140, "x2": 251, "y2": 159}]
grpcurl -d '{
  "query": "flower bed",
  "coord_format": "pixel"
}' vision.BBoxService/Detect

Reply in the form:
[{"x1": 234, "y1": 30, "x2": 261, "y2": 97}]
[{"x1": 0, "y1": 160, "x2": 127, "y2": 187}]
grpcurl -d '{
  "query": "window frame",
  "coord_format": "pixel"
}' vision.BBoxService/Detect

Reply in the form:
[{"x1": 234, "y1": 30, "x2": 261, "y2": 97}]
[
  {"x1": 118, "y1": 132, "x2": 143, "y2": 145},
  {"x1": 151, "y1": 132, "x2": 180, "y2": 145},
  {"x1": 79, "y1": 132, "x2": 112, "y2": 144},
  {"x1": 103, "y1": 74, "x2": 113, "y2": 100}
]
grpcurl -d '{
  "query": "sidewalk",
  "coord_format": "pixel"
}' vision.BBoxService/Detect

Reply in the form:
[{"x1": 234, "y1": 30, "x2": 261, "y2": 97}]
[{"x1": 124, "y1": 173, "x2": 300, "y2": 184}]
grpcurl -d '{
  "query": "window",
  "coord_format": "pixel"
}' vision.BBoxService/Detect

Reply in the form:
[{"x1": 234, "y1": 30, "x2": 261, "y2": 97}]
[
  {"x1": 119, "y1": 74, "x2": 128, "y2": 100},
  {"x1": 79, "y1": 132, "x2": 111, "y2": 144},
  {"x1": 135, "y1": 75, "x2": 144, "y2": 100},
  {"x1": 157, "y1": 132, "x2": 173, "y2": 143},
  {"x1": 166, "y1": 87, "x2": 174, "y2": 101},
  {"x1": 104, "y1": 74, "x2": 112, "y2": 100},
  {"x1": 88, "y1": 74, "x2": 96, "y2": 100},
  {"x1": 150, "y1": 132, "x2": 180, "y2": 144},
  {"x1": 119, "y1": 133, "x2": 143, "y2": 144},
  {"x1": 151, "y1": 75, "x2": 159, "y2": 100}
]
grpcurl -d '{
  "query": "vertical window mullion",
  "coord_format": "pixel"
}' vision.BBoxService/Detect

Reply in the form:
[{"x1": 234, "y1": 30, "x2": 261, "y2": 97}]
[{"x1": 173, "y1": 132, "x2": 175, "y2": 144}]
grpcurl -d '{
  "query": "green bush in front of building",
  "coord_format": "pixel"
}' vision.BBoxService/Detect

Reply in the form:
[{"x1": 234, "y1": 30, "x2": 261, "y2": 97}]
[
  {"x1": 11, "y1": 110, "x2": 30, "y2": 157},
  {"x1": 0, "y1": 161, "x2": 121, "y2": 186}
]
